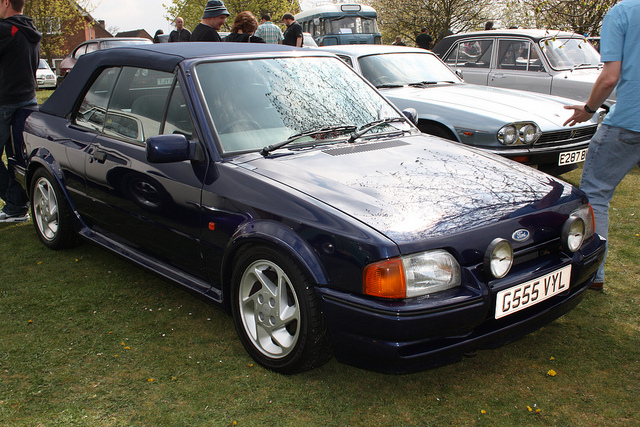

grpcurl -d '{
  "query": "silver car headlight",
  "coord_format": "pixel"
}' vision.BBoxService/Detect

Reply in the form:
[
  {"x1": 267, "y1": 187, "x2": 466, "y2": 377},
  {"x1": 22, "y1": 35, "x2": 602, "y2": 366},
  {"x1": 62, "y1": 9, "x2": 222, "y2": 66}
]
[
  {"x1": 498, "y1": 122, "x2": 541, "y2": 145},
  {"x1": 498, "y1": 125, "x2": 518, "y2": 145},
  {"x1": 363, "y1": 250, "x2": 461, "y2": 299},
  {"x1": 519, "y1": 123, "x2": 541, "y2": 144}
]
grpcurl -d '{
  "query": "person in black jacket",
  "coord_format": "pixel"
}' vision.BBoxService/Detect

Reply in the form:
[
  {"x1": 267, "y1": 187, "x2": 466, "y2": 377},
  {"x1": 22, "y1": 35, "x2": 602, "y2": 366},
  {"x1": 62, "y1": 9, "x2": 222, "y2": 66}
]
[
  {"x1": 169, "y1": 17, "x2": 191, "y2": 42},
  {"x1": 190, "y1": 0, "x2": 229, "y2": 42},
  {"x1": 0, "y1": 0, "x2": 40, "y2": 222},
  {"x1": 224, "y1": 11, "x2": 265, "y2": 43},
  {"x1": 282, "y1": 13, "x2": 302, "y2": 47}
]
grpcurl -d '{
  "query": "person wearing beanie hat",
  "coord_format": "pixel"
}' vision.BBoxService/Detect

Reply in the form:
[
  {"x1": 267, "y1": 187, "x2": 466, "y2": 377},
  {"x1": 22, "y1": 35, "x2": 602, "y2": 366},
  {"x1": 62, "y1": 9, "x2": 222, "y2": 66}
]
[{"x1": 190, "y1": 0, "x2": 230, "y2": 42}]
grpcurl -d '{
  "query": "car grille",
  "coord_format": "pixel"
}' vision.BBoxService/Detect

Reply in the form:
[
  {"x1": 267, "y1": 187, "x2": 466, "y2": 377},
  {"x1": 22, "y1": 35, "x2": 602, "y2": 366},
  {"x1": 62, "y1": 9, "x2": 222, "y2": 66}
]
[{"x1": 535, "y1": 125, "x2": 598, "y2": 146}]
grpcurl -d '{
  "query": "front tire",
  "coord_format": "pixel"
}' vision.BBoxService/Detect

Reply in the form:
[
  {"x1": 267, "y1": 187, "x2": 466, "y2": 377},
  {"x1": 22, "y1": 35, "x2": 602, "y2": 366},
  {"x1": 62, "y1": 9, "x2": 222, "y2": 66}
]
[
  {"x1": 231, "y1": 245, "x2": 331, "y2": 374},
  {"x1": 30, "y1": 168, "x2": 78, "y2": 249}
]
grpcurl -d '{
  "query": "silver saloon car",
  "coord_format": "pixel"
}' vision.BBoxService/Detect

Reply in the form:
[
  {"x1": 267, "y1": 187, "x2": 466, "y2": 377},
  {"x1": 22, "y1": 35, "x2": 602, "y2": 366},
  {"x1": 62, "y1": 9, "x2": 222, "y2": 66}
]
[
  {"x1": 432, "y1": 29, "x2": 614, "y2": 110},
  {"x1": 321, "y1": 44, "x2": 603, "y2": 175}
]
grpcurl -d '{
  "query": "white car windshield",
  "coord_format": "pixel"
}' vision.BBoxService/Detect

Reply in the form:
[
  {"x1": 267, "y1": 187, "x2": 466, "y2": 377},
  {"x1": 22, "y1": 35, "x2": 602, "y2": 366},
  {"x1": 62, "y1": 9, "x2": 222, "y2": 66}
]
[
  {"x1": 540, "y1": 38, "x2": 601, "y2": 70},
  {"x1": 358, "y1": 52, "x2": 462, "y2": 88},
  {"x1": 194, "y1": 56, "x2": 407, "y2": 155}
]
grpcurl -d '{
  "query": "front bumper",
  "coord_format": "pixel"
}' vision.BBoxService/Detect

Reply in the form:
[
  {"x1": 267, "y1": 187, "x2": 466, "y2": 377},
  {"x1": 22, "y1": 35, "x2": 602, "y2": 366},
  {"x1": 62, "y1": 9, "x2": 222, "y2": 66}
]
[
  {"x1": 316, "y1": 235, "x2": 605, "y2": 374},
  {"x1": 477, "y1": 139, "x2": 590, "y2": 167}
]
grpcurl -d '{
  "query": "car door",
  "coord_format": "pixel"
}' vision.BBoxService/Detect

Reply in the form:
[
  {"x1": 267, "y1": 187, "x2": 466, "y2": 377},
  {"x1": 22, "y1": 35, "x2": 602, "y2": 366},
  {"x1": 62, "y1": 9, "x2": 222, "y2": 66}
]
[
  {"x1": 442, "y1": 38, "x2": 494, "y2": 85},
  {"x1": 488, "y1": 39, "x2": 552, "y2": 93},
  {"x1": 78, "y1": 66, "x2": 209, "y2": 284}
]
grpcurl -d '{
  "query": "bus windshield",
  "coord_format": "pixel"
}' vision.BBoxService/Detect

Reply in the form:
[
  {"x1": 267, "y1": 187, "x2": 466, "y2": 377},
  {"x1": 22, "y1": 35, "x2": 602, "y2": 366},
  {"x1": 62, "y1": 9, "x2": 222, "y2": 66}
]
[{"x1": 327, "y1": 16, "x2": 379, "y2": 35}]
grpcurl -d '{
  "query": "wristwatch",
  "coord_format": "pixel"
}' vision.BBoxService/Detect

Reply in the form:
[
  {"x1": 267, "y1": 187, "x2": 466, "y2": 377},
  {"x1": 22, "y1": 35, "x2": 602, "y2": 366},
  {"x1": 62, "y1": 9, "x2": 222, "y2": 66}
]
[{"x1": 584, "y1": 104, "x2": 597, "y2": 114}]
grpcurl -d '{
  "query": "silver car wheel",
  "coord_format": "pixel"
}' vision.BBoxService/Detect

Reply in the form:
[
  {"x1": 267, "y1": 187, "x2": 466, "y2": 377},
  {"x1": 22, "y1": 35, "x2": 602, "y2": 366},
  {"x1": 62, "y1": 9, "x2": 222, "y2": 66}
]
[
  {"x1": 33, "y1": 176, "x2": 59, "y2": 242},
  {"x1": 238, "y1": 258, "x2": 301, "y2": 359}
]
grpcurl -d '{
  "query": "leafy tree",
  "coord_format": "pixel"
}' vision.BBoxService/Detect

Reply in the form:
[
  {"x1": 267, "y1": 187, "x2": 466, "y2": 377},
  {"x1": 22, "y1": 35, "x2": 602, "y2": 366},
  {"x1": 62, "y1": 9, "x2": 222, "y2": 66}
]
[
  {"x1": 371, "y1": 0, "x2": 495, "y2": 45},
  {"x1": 24, "y1": 0, "x2": 93, "y2": 65},
  {"x1": 163, "y1": 0, "x2": 301, "y2": 32}
]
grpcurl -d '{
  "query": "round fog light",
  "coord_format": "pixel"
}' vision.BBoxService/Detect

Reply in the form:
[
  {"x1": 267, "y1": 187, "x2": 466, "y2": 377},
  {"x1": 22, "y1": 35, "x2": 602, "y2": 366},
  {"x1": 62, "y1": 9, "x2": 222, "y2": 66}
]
[
  {"x1": 484, "y1": 238, "x2": 514, "y2": 279},
  {"x1": 562, "y1": 216, "x2": 585, "y2": 253}
]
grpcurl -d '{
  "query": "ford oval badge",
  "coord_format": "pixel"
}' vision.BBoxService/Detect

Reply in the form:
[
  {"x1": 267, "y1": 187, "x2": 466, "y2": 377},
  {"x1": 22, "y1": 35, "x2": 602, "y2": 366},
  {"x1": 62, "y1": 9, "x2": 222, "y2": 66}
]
[{"x1": 512, "y1": 229, "x2": 530, "y2": 242}]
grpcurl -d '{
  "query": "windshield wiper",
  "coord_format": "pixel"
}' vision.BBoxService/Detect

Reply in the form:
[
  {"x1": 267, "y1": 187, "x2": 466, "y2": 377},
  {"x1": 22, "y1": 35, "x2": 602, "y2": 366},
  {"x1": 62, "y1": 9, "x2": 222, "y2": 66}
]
[
  {"x1": 408, "y1": 81, "x2": 439, "y2": 87},
  {"x1": 376, "y1": 84, "x2": 404, "y2": 89},
  {"x1": 347, "y1": 117, "x2": 407, "y2": 144},
  {"x1": 260, "y1": 125, "x2": 357, "y2": 157}
]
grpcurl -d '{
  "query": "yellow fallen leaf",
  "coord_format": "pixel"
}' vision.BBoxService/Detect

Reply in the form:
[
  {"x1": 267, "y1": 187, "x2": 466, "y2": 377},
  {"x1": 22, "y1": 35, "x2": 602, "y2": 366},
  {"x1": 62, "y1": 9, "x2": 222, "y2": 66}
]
[
  {"x1": 527, "y1": 406, "x2": 533, "y2": 412},
  {"x1": 550, "y1": 356, "x2": 555, "y2": 361},
  {"x1": 480, "y1": 410, "x2": 487, "y2": 415},
  {"x1": 547, "y1": 369, "x2": 557, "y2": 376},
  {"x1": 536, "y1": 408, "x2": 542, "y2": 413},
  {"x1": 147, "y1": 378, "x2": 154, "y2": 382}
]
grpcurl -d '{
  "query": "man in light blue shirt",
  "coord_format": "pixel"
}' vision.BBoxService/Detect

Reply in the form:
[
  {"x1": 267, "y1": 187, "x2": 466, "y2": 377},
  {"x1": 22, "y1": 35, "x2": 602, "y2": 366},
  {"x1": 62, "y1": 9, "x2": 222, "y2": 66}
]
[{"x1": 564, "y1": 0, "x2": 640, "y2": 291}]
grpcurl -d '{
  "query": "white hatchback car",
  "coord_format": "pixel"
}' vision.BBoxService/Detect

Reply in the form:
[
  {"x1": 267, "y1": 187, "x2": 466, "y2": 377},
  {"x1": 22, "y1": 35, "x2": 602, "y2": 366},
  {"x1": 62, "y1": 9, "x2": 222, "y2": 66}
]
[{"x1": 36, "y1": 59, "x2": 57, "y2": 89}]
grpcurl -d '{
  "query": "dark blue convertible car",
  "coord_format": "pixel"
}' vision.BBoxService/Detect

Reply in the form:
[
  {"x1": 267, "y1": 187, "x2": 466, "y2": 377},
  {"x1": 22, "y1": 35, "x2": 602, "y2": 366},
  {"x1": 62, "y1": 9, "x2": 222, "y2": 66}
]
[{"x1": 8, "y1": 43, "x2": 605, "y2": 374}]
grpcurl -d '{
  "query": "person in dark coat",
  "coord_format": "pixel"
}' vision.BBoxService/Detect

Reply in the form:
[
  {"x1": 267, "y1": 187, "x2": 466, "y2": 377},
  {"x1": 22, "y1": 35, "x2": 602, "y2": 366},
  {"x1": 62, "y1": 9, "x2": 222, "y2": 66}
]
[
  {"x1": 169, "y1": 17, "x2": 191, "y2": 42},
  {"x1": 0, "y1": 0, "x2": 40, "y2": 222},
  {"x1": 190, "y1": 0, "x2": 230, "y2": 42},
  {"x1": 224, "y1": 11, "x2": 265, "y2": 43}
]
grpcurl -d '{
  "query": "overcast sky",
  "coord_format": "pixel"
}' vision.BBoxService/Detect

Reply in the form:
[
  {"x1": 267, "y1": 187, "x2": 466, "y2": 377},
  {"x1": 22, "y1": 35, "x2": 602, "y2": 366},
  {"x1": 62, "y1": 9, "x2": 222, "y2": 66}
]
[
  {"x1": 93, "y1": 1, "x2": 174, "y2": 36},
  {"x1": 92, "y1": 1, "x2": 316, "y2": 37}
]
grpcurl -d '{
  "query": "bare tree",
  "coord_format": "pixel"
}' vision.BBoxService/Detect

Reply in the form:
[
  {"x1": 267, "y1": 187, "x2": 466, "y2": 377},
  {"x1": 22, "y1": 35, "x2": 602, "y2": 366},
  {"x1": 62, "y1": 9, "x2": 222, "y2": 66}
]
[
  {"x1": 504, "y1": 0, "x2": 619, "y2": 35},
  {"x1": 371, "y1": 0, "x2": 495, "y2": 45}
]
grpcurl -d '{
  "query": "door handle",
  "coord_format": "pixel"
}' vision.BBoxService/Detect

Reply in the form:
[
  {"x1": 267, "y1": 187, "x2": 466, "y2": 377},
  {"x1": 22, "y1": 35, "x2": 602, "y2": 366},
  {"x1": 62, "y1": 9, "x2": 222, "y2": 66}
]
[{"x1": 92, "y1": 150, "x2": 107, "y2": 164}]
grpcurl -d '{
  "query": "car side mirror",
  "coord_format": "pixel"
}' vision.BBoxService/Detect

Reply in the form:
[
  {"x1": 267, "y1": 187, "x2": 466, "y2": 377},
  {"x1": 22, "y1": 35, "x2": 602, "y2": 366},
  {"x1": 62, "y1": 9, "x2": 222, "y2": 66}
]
[
  {"x1": 402, "y1": 108, "x2": 418, "y2": 125},
  {"x1": 146, "y1": 134, "x2": 194, "y2": 163},
  {"x1": 455, "y1": 69, "x2": 464, "y2": 80}
]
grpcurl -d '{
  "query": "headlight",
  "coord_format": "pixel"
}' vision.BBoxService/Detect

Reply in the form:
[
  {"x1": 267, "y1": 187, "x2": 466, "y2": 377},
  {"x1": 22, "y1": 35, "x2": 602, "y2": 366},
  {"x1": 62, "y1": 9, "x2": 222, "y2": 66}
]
[
  {"x1": 498, "y1": 125, "x2": 518, "y2": 145},
  {"x1": 519, "y1": 123, "x2": 541, "y2": 144},
  {"x1": 570, "y1": 204, "x2": 595, "y2": 240},
  {"x1": 484, "y1": 238, "x2": 514, "y2": 279},
  {"x1": 498, "y1": 122, "x2": 541, "y2": 145},
  {"x1": 561, "y1": 204, "x2": 594, "y2": 253},
  {"x1": 363, "y1": 250, "x2": 461, "y2": 299},
  {"x1": 562, "y1": 216, "x2": 585, "y2": 253}
]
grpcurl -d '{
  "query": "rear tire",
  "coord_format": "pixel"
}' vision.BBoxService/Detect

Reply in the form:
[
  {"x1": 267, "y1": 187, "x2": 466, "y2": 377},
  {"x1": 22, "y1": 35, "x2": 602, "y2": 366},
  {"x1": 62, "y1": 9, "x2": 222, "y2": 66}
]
[
  {"x1": 231, "y1": 245, "x2": 332, "y2": 374},
  {"x1": 30, "y1": 168, "x2": 78, "y2": 249}
]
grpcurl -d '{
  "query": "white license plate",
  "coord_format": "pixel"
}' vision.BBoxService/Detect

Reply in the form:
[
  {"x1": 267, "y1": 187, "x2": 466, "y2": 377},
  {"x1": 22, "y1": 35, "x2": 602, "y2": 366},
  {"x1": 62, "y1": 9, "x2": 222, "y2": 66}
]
[
  {"x1": 558, "y1": 148, "x2": 588, "y2": 166},
  {"x1": 495, "y1": 265, "x2": 572, "y2": 319}
]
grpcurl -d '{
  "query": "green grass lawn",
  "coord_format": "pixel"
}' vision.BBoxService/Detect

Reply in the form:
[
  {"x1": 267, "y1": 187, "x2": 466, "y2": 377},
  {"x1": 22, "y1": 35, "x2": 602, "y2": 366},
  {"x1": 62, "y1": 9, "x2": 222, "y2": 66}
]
[{"x1": 1, "y1": 133, "x2": 639, "y2": 424}]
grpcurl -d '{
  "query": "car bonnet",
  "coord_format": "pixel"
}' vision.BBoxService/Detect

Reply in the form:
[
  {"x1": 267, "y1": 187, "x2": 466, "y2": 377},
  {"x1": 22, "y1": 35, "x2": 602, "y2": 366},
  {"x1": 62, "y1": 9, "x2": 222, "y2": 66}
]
[
  {"x1": 381, "y1": 84, "x2": 596, "y2": 130},
  {"x1": 235, "y1": 134, "x2": 577, "y2": 246}
]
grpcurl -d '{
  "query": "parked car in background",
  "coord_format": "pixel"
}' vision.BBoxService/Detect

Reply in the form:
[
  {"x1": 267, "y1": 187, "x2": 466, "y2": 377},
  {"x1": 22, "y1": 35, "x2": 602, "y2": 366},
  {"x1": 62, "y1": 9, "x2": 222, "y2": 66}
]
[
  {"x1": 58, "y1": 37, "x2": 152, "y2": 81},
  {"x1": 321, "y1": 45, "x2": 603, "y2": 175},
  {"x1": 8, "y1": 43, "x2": 605, "y2": 374},
  {"x1": 36, "y1": 59, "x2": 56, "y2": 89},
  {"x1": 303, "y1": 32, "x2": 318, "y2": 47},
  {"x1": 432, "y1": 30, "x2": 614, "y2": 110}
]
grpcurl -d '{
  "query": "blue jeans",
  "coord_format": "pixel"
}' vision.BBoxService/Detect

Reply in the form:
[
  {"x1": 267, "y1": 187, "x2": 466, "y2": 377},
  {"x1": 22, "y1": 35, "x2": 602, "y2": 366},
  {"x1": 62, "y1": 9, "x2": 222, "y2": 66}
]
[
  {"x1": 579, "y1": 124, "x2": 640, "y2": 282},
  {"x1": 0, "y1": 98, "x2": 36, "y2": 215}
]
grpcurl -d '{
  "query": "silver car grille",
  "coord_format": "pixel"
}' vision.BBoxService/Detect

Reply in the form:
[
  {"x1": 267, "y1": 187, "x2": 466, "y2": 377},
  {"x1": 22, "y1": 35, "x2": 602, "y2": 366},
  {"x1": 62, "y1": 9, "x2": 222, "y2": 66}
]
[{"x1": 535, "y1": 125, "x2": 598, "y2": 146}]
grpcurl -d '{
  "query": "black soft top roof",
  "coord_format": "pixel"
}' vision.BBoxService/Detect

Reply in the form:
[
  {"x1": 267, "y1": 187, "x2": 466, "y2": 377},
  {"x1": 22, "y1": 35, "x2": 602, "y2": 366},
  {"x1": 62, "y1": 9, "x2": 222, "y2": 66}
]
[{"x1": 41, "y1": 43, "x2": 310, "y2": 118}]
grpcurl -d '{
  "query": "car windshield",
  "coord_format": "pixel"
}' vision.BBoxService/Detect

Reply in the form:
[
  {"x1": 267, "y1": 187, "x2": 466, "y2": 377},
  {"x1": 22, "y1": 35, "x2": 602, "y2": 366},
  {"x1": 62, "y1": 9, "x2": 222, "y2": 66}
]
[
  {"x1": 193, "y1": 56, "x2": 407, "y2": 155},
  {"x1": 358, "y1": 52, "x2": 462, "y2": 88},
  {"x1": 539, "y1": 37, "x2": 601, "y2": 70},
  {"x1": 101, "y1": 39, "x2": 152, "y2": 49}
]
